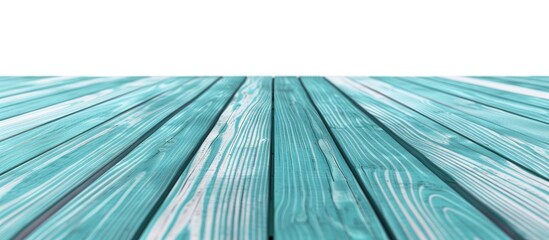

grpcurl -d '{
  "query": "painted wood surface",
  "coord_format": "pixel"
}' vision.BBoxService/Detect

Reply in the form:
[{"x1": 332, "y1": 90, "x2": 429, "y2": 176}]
[
  {"x1": 435, "y1": 76, "x2": 549, "y2": 109},
  {"x1": 28, "y1": 77, "x2": 246, "y2": 239},
  {"x1": 0, "y1": 77, "x2": 192, "y2": 175},
  {"x1": 140, "y1": 77, "x2": 270, "y2": 240},
  {"x1": 390, "y1": 77, "x2": 548, "y2": 143},
  {"x1": 0, "y1": 76, "x2": 139, "y2": 120},
  {"x1": 0, "y1": 76, "x2": 547, "y2": 239},
  {"x1": 354, "y1": 77, "x2": 549, "y2": 177},
  {"x1": 273, "y1": 77, "x2": 387, "y2": 240},
  {"x1": 0, "y1": 77, "x2": 217, "y2": 238},
  {"x1": 327, "y1": 76, "x2": 549, "y2": 239},
  {"x1": 406, "y1": 77, "x2": 549, "y2": 124},
  {"x1": 302, "y1": 77, "x2": 507, "y2": 240},
  {"x1": 474, "y1": 76, "x2": 549, "y2": 91}
]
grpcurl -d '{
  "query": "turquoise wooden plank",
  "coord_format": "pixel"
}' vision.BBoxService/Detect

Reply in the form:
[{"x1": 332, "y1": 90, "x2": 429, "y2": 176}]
[
  {"x1": 0, "y1": 77, "x2": 138, "y2": 108},
  {"x1": 327, "y1": 76, "x2": 549, "y2": 239},
  {"x1": 408, "y1": 77, "x2": 549, "y2": 124},
  {"x1": 355, "y1": 77, "x2": 549, "y2": 178},
  {"x1": 139, "y1": 77, "x2": 269, "y2": 240},
  {"x1": 27, "y1": 77, "x2": 246, "y2": 239},
  {"x1": 0, "y1": 76, "x2": 140, "y2": 120},
  {"x1": 272, "y1": 77, "x2": 387, "y2": 239},
  {"x1": 0, "y1": 76, "x2": 67, "y2": 92},
  {"x1": 473, "y1": 76, "x2": 549, "y2": 91},
  {"x1": 527, "y1": 76, "x2": 549, "y2": 83},
  {"x1": 0, "y1": 76, "x2": 174, "y2": 141},
  {"x1": 0, "y1": 77, "x2": 95, "y2": 97},
  {"x1": 0, "y1": 77, "x2": 193, "y2": 175},
  {"x1": 0, "y1": 75, "x2": 547, "y2": 239},
  {"x1": 436, "y1": 76, "x2": 549, "y2": 109},
  {"x1": 0, "y1": 77, "x2": 218, "y2": 239},
  {"x1": 301, "y1": 77, "x2": 507, "y2": 240},
  {"x1": 384, "y1": 77, "x2": 549, "y2": 143}
]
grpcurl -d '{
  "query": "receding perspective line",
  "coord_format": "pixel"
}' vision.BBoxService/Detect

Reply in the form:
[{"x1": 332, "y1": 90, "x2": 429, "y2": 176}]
[
  {"x1": 0, "y1": 76, "x2": 545, "y2": 240},
  {"x1": 14, "y1": 77, "x2": 222, "y2": 239}
]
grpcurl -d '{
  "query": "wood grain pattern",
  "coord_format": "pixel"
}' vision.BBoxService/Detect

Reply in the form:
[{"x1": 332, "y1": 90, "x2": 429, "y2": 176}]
[
  {"x1": 0, "y1": 76, "x2": 139, "y2": 120},
  {"x1": 404, "y1": 77, "x2": 549, "y2": 124},
  {"x1": 0, "y1": 77, "x2": 193, "y2": 175},
  {"x1": 0, "y1": 77, "x2": 218, "y2": 238},
  {"x1": 272, "y1": 77, "x2": 387, "y2": 239},
  {"x1": 138, "y1": 77, "x2": 270, "y2": 240},
  {"x1": 26, "y1": 77, "x2": 246, "y2": 239},
  {"x1": 434, "y1": 76, "x2": 549, "y2": 110},
  {"x1": 385, "y1": 77, "x2": 548, "y2": 143},
  {"x1": 0, "y1": 77, "x2": 95, "y2": 98},
  {"x1": 0, "y1": 76, "x2": 546, "y2": 239},
  {"x1": 474, "y1": 76, "x2": 549, "y2": 91},
  {"x1": 0, "y1": 76, "x2": 173, "y2": 141},
  {"x1": 355, "y1": 77, "x2": 549, "y2": 177},
  {"x1": 301, "y1": 77, "x2": 507, "y2": 240},
  {"x1": 327, "y1": 76, "x2": 549, "y2": 239}
]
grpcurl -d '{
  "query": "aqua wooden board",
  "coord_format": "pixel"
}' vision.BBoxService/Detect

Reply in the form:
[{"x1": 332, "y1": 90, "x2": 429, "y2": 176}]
[{"x1": 0, "y1": 76, "x2": 547, "y2": 239}]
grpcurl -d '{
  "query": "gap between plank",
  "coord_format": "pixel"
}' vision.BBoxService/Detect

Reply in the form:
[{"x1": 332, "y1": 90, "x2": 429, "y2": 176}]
[
  {"x1": 321, "y1": 77, "x2": 525, "y2": 240},
  {"x1": 406, "y1": 78, "x2": 549, "y2": 125},
  {"x1": 433, "y1": 78, "x2": 546, "y2": 109},
  {"x1": 356, "y1": 79, "x2": 549, "y2": 182},
  {"x1": 298, "y1": 77, "x2": 397, "y2": 240},
  {"x1": 130, "y1": 77, "x2": 247, "y2": 239},
  {"x1": 0, "y1": 91, "x2": 167, "y2": 177},
  {"x1": 0, "y1": 77, "x2": 173, "y2": 142},
  {"x1": 268, "y1": 77, "x2": 275, "y2": 240},
  {"x1": 14, "y1": 77, "x2": 224, "y2": 240}
]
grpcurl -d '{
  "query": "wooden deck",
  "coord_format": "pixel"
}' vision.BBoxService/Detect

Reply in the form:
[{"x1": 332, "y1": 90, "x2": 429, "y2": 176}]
[{"x1": 0, "y1": 76, "x2": 547, "y2": 239}]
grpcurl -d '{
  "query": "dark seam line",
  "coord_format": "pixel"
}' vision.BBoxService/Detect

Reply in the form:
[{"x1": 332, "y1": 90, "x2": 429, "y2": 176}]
[
  {"x1": 428, "y1": 77, "x2": 546, "y2": 109},
  {"x1": 0, "y1": 77, "x2": 179, "y2": 142},
  {"x1": 14, "y1": 77, "x2": 223, "y2": 240},
  {"x1": 471, "y1": 76, "x2": 549, "y2": 91},
  {"x1": 403, "y1": 78, "x2": 549, "y2": 125},
  {"x1": 299, "y1": 77, "x2": 397, "y2": 240},
  {"x1": 0, "y1": 79, "x2": 139, "y2": 117},
  {"x1": 130, "y1": 77, "x2": 247, "y2": 239},
  {"x1": 323, "y1": 77, "x2": 525, "y2": 240},
  {"x1": 0, "y1": 91, "x2": 167, "y2": 177},
  {"x1": 471, "y1": 77, "x2": 549, "y2": 93},
  {"x1": 0, "y1": 78, "x2": 152, "y2": 121},
  {"x1": 0, "y1": 77, "x2": 103, "y2": 100},
  {"x1": 358, "y1": 79, "x2": 548, "y2": 182},
  {"x1": 268, "y1": 77, "x2": 275, "y2": 240},
  {"x1": 0, "y1": 77, "x2": 138, "y2": 114},
  {"x1": 380, "y1": 77, "x2": 549, "y2": 144}
]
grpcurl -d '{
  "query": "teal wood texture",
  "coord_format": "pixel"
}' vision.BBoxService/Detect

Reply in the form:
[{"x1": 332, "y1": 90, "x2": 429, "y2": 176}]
[
  {"x1": 0, "y1": 76, "x2": 547, "y2": 239},
  {"x1": 273, "y1": 77, "x2": 387, "y2": 239}
]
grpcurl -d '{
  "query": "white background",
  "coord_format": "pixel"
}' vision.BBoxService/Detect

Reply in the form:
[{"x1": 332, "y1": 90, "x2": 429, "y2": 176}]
[{"x1": 1, "y1": 0, "x2": 548, "y2": 76}]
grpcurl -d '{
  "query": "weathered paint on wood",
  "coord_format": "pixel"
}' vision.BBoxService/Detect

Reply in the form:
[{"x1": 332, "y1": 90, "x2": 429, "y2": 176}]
[
  {"x1": 355, "y1": 77, "x2": 549, "y2": 177},
  {"x1": 0, "y1": 76, "x2": 176, "y2": 141},
  {"x1": 27, "y1": 77, "x2": 246, "y2": 239},
  {"x1": 433, "y1": 76, "x2": 549, "y2": 110},
  {"x1": 405, "y1": 77, "x2": 549, "y2": 124},
  {"x1": 139, "y1": 77, "x2": 270, "y2": 240},
  {"x1": 0, "y1": 77, "x2": 93, "y2": 97},
  {"x1": 302, "y1": 77, "x2": 508, "y2": 240},
  {"x1": 0, "y1": 77, "x2": 192, "y2": 174},
  {"x1": 0, "y1": 76, "x2": 547, "y2": 239},
  {"x1": 0, "y1": 76, "x2": 139, "y2": 120},
  {"x1": 0, "y1": 77, "x2": 217, "y2": 238},
  {"x1": 327, "y1": 76, "x2": 549, "y2": 239},
  {"x1": 273, "y1": 77, "x2": 387, "y2": 239},
  {"x1": 474, "y1": 76, "x2": 549, "y2": 91},
  {"x1": 383, "y1": 77, "x2": 549, "y2": 143}
]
